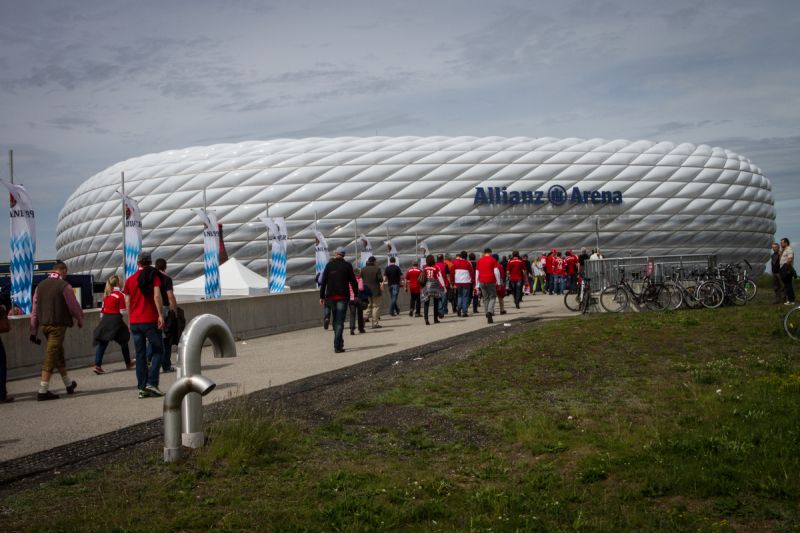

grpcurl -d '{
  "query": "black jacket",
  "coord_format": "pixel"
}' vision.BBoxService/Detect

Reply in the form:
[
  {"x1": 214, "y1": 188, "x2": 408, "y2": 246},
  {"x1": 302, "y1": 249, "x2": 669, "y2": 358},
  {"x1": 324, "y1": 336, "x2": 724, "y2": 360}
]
[{"x1": 319, "y1": 258, "x2": 358, "y2": 300}]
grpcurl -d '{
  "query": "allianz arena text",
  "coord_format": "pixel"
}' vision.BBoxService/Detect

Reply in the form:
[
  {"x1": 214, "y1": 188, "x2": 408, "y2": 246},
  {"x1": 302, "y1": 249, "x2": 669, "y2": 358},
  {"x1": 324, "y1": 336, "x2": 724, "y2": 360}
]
[{"x1": 56, "y1": 136, "x2": 776, "y2": 287}]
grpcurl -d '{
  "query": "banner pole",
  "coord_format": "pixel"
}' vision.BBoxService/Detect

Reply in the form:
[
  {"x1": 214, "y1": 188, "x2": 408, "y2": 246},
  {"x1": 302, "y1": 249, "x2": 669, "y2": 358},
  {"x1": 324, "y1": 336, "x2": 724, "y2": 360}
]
[
  {"x1": 121, "y1": 171, "x2": 126, "y2": 281},
  {"x1": 8, "y1": 149, "x2": 13, "y2": 184}
]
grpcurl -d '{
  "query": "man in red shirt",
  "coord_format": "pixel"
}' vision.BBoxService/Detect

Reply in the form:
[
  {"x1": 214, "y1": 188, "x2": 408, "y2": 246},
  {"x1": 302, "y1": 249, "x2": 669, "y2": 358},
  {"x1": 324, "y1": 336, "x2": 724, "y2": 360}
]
[
  {"x1": 506, "y1": 250, "x2": 526, "y2": 309},
  {"x1": 124, "y1": 252, "x2": 165, "y2": 398},
  {"x1": 553, "y1": 252, "x2": 566, "y2": 295},
  {"x1": 435, "y1": 254, "x2": 450, "y2": 318},
  {"x1": 565, "y1": 250, "x2": 579, "y2": 292},
  {"x1": 405, "y1": 260, "x2": 423, "y2": 317},
  {"x1": 475, "y1": 248, "x2": 502, "y2": 323},
  {"x1": 452, "y1": 251, "x2": 474, "y2": 317},
  {"x1": 545, "y1": 249, "x2": 556, "y2": 295}
]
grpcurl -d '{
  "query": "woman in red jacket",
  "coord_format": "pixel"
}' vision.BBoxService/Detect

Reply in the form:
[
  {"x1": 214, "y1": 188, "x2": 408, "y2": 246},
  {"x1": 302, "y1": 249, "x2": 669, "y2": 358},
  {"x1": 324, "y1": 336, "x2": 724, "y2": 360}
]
[{"x1": 92, "y1": 275, "x2": 134, "y2": 374}]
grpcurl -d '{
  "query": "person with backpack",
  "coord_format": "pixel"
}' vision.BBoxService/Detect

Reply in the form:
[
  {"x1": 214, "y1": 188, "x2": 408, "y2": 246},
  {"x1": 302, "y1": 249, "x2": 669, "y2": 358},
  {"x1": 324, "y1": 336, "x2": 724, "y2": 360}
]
[{"x1": 123, "y1": 252, "x2": 165, "y2": 398}]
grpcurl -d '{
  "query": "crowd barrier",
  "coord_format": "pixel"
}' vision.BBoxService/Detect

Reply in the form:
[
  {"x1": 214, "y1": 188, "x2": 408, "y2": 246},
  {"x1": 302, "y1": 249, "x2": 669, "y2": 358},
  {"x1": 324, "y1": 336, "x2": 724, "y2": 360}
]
[
  {"x1": 582, "y1": 254, "x2": 717, "y2": 290},
  {"x1": 5, "y1": 289, "x2": 410, "y2": 379}
]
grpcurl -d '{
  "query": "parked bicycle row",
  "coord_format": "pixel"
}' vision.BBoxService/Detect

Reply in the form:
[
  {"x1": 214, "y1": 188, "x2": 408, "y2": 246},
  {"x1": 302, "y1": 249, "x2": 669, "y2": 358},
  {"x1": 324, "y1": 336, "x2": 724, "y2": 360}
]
[{"x1": 563, "y1": 260, "x2": 758, "y2": 314}]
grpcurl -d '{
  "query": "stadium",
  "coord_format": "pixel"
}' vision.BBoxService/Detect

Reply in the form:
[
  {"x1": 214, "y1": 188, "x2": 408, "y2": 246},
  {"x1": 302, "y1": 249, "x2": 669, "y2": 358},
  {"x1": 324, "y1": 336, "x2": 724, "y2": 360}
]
[{"x1": 56, "y1": 136, "x2": 776, "y2": 287}]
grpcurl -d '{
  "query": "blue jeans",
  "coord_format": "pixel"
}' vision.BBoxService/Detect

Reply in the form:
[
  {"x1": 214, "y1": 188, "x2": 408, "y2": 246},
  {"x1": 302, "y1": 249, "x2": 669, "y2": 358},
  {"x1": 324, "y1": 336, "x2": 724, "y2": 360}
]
[
  {"x1": 438, "y1": 293, "x2": 448, "y2": 316},
  {"x1": 510, "y1": 280, "x2": 523, "y2": 305},
  {"x1": 554, "y1": 275, "x2": 565, "y2": 295},
  {"x1": 388, "y1": 284, "x2": 400, "y2": 315},
  {"x1": 327, "y1": 299, "x2": 348, "y2": 351},
  {"x1": 457, "y1": 286, "x2": 471, "y2": 314},
  {"x1": 0, "y1": 338, "x2": 7, "y2": 400},
  {"x1": 131, "y1": 323, "x2": 163, "y2": 390}
]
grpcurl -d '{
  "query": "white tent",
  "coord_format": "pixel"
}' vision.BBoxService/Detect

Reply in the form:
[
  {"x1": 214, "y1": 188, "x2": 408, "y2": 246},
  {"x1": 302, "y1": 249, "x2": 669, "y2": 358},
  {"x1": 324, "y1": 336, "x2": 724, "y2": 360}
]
[{"x1": 173, "y1": 258, "x2": 271, "y2": 298}]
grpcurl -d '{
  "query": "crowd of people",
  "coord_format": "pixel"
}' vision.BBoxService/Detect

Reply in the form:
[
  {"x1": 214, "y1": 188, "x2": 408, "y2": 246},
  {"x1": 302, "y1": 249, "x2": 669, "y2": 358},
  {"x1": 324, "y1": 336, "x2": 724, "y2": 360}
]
[
  {"x1": 317, "y1": 246, "x2": 605, "y2": 353},
  {"x1": 0, "y1": 252, "x2": 184, "y2": 403}
]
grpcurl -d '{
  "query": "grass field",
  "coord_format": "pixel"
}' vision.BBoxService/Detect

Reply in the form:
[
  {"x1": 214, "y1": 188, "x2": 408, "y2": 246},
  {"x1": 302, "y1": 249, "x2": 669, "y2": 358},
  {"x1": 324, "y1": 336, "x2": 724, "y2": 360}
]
[{"x1": 1, "y1": 295, "x2": 798, "y2": 531}]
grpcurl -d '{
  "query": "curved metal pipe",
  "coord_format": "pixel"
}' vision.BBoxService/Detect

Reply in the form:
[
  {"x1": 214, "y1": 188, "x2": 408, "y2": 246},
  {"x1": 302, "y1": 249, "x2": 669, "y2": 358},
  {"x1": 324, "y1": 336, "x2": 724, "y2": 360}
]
[
  {"x1": 176, "y1": 314, "x2": 237, "y2": 448},
  {"x1": 163, "y1": 375, "x2": 216, "y2": 462}
]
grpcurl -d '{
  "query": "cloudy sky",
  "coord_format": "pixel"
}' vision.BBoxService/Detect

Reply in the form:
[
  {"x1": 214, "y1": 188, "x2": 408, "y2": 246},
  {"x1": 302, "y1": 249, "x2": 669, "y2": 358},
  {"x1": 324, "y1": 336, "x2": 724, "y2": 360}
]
[{"x1": 0, "y1": 0, "x2": 797, "y2": 260}]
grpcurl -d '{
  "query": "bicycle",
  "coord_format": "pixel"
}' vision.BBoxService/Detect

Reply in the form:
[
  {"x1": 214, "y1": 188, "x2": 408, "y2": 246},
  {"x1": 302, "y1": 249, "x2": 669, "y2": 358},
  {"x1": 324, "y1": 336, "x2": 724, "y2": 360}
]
[
  {"x1": 600, "y1": 268, "x2": 668, "y2": 312},
  {"x1": 564, "y1": 276, "x2": 595, "y2": 314},
  {"x1": 784, "y1": 304, "x2": 800, "y2": 340},
  {"x1": 662, "y1": 267, "x2": 724, "y2": 309}
]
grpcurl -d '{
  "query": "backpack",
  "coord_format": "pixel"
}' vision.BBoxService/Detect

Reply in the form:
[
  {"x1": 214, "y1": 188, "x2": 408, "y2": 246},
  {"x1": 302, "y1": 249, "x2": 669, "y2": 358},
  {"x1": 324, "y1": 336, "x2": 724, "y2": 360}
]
[{"x1": 418, "y1": 270, "x2": 427, "y2": 285}]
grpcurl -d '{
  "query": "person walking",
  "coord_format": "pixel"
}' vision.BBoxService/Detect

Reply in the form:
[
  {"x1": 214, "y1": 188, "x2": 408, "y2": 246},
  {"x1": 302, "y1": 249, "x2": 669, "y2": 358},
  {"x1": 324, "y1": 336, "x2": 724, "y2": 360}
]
[
  {"x1": 421, "y1": 255, "x2": 446, "y2": 325},
  {"x1": 779, "y1": 238, "x2": 795, "y2": 305},
  {"x1": 453, "y1": 251, "x2": 474, "y2": 317},
  {"x1": 553, "y1": 252, "x2": 566, "y2": 295},
  {"x1": 434, "y1": 255, "x2": 450, "y2": 318},
  {"x1": 476, "y1": 248, "x2": 501, "y2": 324},
  {"x1": 532, "y1": 255, "x2": 546, "y2": 294},
  {"x1": 444, "y1": 254, "x2": 457, "y2": 313},
  {"x1": 361, "y1": 256, "x2": 384, "y2": 328},
  {"x1": 770, "y1": 242, "x2": 784, "y2": 304},
  {"x1": 348, "y1": 268, "x2": 366, "y2": 335},
  {"x1": 319, "y1": 247, "x2": 358, "y2": 353},
  {"x1": 123, "y1": 252, "x2": 166, "y2": 399},
  {"x1": 384, "y1": 257, "x2": 403, "y2": 316},
  {"x1": 494, "y1": 254, "x2": 507, "y2": 315},
  {"x1": 0, "y1": 305, "x2": 12, "y2": 403},
  {"x1": 29, "y1": 261, "x2": 83, "y2": 401},
  {"x1": 92, "y1": 275, "x2": 134, "y2": 374},
  {"x1": 405, "y1": 261, "x2": 423, "y2": 317},
  {"x1": 506, "y1": 251, "x2": 525, "y2": 309},
  {"x1": 469, "y1": 252, "x2": 480, "y2": 313}
]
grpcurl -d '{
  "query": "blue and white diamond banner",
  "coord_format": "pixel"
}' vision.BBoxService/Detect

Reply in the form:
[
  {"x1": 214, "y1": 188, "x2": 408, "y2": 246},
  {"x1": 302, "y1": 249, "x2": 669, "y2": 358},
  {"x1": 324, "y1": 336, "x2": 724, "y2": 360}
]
[
  {"x1": 313, "y1": 230, "x2": 329, "y2": 286},
  {"x1": 0, "y1": 181, "x2": 35, "y2": 314},
  {"x1": 259, "y1": 216, "x2": 287, "y2": 293},
  {"x1": 117, "y1": 193, "x2": 142, "y2": 279},
  {"x1": 384, "y1": 239, "x2": 399, "y2": 267},
  {"x1": 192, "y1": 208, "x2": 221, "y2": 299},
  {"x1": 359, "y1": 234, "x2": 372, "y2": 268}
]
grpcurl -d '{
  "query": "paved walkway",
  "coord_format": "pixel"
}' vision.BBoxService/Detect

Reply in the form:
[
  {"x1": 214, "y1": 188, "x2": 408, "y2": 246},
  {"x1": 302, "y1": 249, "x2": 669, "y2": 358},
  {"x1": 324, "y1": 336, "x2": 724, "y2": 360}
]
[{"x1": 1, "y1": 294, "x2": 574, "y2": 463}]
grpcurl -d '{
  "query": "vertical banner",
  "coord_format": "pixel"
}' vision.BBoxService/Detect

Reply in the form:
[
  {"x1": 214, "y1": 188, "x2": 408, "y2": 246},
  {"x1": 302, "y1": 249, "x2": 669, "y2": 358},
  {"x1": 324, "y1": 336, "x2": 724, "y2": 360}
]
[
  {"x1": 1, "y1": 181, "x2": 35, "y2": 313},
  {"x1": 192, "y1": 208, "x2": 221, "y2": 299},
  {"x1": 117, "y1": 192, "x2": 142, "y2": 278},
  {"x1": 259, "y1": 216, "x2": 288, "y2": 293},
  {"x1": 359, "y1": 234, "x2": 372, "y2": 268},
  {"x1": 384, "y1": 239, "x2": 399, "y2": 266},
  {"x1": 313, "y1": 230, "x2": 329, "y2": 286}
]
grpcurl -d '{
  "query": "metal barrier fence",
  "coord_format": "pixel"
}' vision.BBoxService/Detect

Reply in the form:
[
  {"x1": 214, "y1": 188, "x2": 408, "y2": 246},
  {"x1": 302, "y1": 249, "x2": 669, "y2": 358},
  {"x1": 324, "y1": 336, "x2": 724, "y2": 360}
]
[{"x1": 583, "y1": 254, "x2": 717, "y2": 290}]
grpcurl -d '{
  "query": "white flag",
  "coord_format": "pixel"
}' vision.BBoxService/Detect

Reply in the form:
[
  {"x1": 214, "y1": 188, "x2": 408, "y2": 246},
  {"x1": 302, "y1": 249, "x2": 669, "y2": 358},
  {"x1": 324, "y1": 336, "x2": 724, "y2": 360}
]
[{"x1": 0, "y1": 181, "x2": 35, "y2": 314}]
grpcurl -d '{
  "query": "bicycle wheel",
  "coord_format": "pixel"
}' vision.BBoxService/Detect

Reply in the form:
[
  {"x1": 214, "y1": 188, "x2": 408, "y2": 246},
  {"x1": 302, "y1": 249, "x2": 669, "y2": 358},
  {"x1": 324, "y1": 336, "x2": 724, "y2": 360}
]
[
  {"x1": 600, "y1": 286, "x2": 628, "y2": 312},
  {"x1": 784, "y1": 306, "x2": 800, "y2": 340},
  {"x1": 742, "y1": 278, "x2": 758, "y2": 301},
  {"x1": 580, "y1": 284, "x2": 593, "y2": 315},
  {"x1": 641, "y1": 285, "x2": 666, "y2": 311},
  {"x1": 659, "y1": 282, "x2": 683, "y2": 310},
  {"x1": 697, "y1": 281, "x2": 724, "y2": 309},
  {"x1": 729, "y1": 284, "x2": 747, "y2": 306},
  {"x1": 563, "y1": 288, "x2": 581, "y2": 312}
]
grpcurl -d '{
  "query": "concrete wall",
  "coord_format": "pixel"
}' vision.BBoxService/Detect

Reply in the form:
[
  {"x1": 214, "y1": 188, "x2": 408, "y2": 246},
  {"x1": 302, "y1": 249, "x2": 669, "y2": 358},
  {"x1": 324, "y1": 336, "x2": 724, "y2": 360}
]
[{"x1": 5, "y1": 289, "x2": 409, "y2": 379}]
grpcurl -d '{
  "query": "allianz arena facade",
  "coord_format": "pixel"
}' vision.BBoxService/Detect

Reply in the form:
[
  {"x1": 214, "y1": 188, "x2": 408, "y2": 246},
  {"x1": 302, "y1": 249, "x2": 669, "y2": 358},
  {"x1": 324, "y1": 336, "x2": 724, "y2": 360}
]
[{"x1": 56, "y1": 136, "x2": 776, "y2": 287}]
